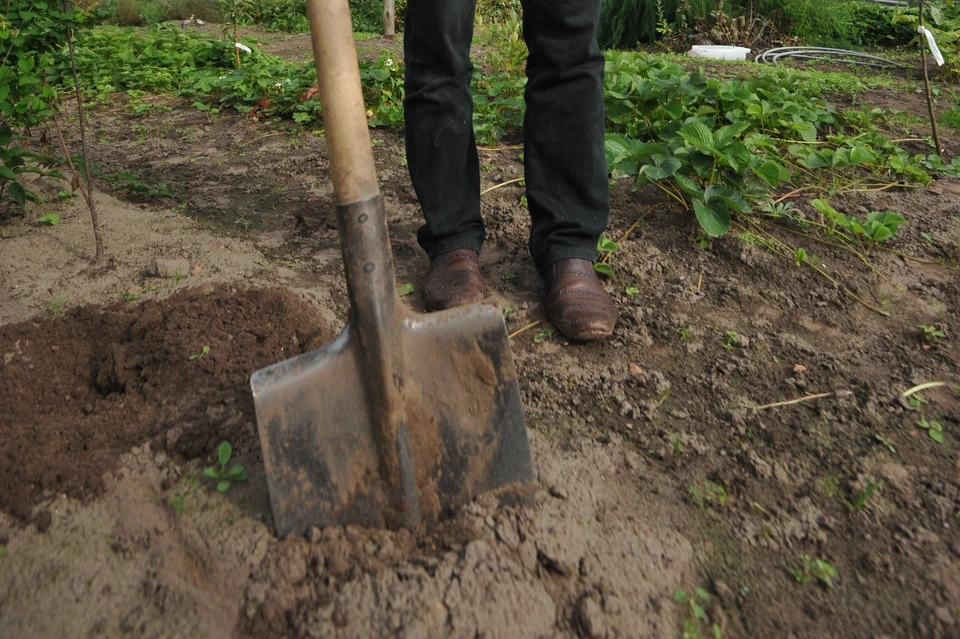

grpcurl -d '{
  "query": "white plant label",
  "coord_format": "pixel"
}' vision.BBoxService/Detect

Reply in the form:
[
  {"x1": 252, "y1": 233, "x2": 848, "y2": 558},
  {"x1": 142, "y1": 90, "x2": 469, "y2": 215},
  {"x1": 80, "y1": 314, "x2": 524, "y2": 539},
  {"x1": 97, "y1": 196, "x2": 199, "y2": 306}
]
[
  {"x1": 918, "y1": 26, "x2": 945, "y2": 67},
  {"x1": 235, "y1": 42, "x2": 252, "y2": 53}
]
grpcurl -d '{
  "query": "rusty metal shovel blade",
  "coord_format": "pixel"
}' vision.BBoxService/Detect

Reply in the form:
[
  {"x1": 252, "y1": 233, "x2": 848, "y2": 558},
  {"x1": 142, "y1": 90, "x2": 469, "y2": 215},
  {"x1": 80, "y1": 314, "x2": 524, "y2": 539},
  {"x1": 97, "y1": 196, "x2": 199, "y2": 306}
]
[
  {"x1": 251, "y1": 299, "x2": 534, "y2": 537},
  {"x1": 250, "y1": 0, "x2": 534, "y2": 538}
]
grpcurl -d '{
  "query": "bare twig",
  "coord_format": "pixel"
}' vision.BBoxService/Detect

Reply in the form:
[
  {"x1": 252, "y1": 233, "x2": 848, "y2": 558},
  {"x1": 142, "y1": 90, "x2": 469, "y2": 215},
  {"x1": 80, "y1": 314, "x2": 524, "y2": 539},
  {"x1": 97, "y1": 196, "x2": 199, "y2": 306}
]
[
  {"x1": 508, "y1": 319, "x2": 542, "y2": 340},
  {"x1": 751, "y1": 390, "x2": 853, "y2": 411},
  {"x1": 902, "y1": 381, "x2": 947, "y2": 398},
  {"x1": 480, "y1": 176, "x2": 524, "y2": 195},
  {"x1": 63, "y1": 0, "x2": 104, "y2": 261}
]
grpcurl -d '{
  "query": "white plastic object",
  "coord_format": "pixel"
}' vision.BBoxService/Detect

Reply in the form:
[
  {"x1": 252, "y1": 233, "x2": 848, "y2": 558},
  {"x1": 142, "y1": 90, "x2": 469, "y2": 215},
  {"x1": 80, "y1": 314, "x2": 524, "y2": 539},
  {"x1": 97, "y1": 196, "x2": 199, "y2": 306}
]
[
  {"x1": 918, "y1": 26, "x2": 945, "y2": 67},
  {"x1": 687, "y1": 45, "x2": 751, "y2": 61}
]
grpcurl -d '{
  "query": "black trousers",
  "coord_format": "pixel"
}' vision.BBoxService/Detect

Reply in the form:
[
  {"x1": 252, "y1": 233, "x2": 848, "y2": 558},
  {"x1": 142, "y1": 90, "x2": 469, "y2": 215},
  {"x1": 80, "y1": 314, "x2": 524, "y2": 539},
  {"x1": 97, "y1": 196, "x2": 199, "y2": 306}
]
[{"x1": 403, "y1": 0, "x2": 609, "y2": 274}]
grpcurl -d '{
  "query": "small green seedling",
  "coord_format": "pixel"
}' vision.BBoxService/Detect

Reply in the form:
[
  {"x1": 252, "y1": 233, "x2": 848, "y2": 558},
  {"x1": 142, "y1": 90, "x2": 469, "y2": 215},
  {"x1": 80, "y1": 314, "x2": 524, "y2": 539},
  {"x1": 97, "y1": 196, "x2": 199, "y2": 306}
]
[
  {"x1": 167, "y1": 475, "x2": 200, "y2": 514},
  {"x1": 397, "y1": 283, "x2": 414, "y2": 297},
  {"x1": 47, "y1": 294, "x2": 67, "y2": 314},
  {"x1": 790, "y1": 554, "x2": 837, "y2": 587},
  {"x1": 0, "y1": 546, "x2": 6, "y2": 558},
  {"x1": 501, "y1": 271, "x2": 515, "y2": 282},
  {"x1": 123, "y1": 293, "x2": 140, "y2": 302},
  {"x1": 874, "y1": 434, "x2": 897, "y2": 455},
  {"x1": 918, "y1": 324, "x2": 946, "y2": 343},
  {"x1": 172, "y1": 269, "x2": 185, "y2": 284},
  {"x1": 676, "y1": 325, "x2": 692, "y2": 342},
  {"x1": 688, "y1": 480, "x2": 728, "y2": 508},
  {"x1": 671, "y1": 432, "x2": 683, "y2": 456},
  {"x1": 625, "y1": 286, "x2": 639, "y2": 296},
  {"x1": 723, "y1": 330, "x2": 740, "y2": 351},
  {"x1": 793, "y1": 248, "x2": 807, "y2": 266},
  {"x1": 533, "y1": 327, "x2": 554, "y2": 344},
  {"x1": 0, "y1": 228, "x2": 9, "y2": 239},
  {"x1": 189, "y1": 345, "x2": 210, "y2": 361},
  {"x1": 204, "y1": 441, "x2": 248, "y2": 493},
  {"x1": 594, "y1": 235, "x2": 618, "y2": 278},
  {"x1": 823, "y1": 476, "x2": 881, "y2": 511},
  {"x1": 918, "y1": 417, "x2": 944, "y2": 443},
  {"x1": 37, "y1": 212, "x2": 60, "y2": 226},
  {"x1": 502, "y1": 306, "x2": 513, "y2": 317},
  {"x1": 674, "y1": 588, "x2": 722, "y2": 639},
  {"x1": 850, "y1": 480, "x2": 882, "y2": 511},
  {"x1": 908, "y1": 392, "x2": 928, "y2": 410}
]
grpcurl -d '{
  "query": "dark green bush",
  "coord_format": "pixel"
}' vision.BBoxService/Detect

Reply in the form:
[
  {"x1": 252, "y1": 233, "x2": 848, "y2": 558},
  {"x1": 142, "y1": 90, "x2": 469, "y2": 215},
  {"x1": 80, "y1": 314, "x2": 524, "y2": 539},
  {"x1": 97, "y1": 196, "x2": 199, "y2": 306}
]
[
  {"x1": 599, "y1": 0, "x2": 682, "y2": 48},
  {"x1": 101, "y1": 0, "x2": 220, "y2": 27},
  {"x1": 349, "y1": 0, "x2": 382, "y2": 33}
]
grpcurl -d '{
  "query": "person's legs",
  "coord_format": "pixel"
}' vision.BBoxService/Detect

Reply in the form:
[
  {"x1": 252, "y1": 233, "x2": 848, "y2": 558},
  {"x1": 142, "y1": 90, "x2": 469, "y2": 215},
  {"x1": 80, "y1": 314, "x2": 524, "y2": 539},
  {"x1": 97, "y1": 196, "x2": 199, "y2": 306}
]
[
  {"x1": 520, "y1": 0, "x2": 609, "y2": 274},
  {"x1": 521, "y1": 0, "x2": 616, "y2": 340},
  {"x1": 403, "y1": 0, "x2": 483, "y2": 259}
]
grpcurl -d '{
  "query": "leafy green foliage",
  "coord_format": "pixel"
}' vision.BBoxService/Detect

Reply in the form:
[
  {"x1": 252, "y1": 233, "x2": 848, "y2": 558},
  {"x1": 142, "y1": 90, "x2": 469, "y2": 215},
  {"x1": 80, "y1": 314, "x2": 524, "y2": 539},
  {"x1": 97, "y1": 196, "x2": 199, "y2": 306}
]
[
  {"x1": 0, "y1": 1, "x2": 87, "y2": 213},
  {"x1": 73, "y1": 27, "x2": 410, "y2": 127},
  {"x1": 599, "y1": 0, "x2": 681, "y2": 48},
  {"x1": 203, "y1": 441, "x2": 248, "y2": 492},
  {"x1": 36, "y1": 212, "x2": 60, "y2": 226},
  {"x1": 601, "y1": 52, "x2": 941, "y2": 238}
]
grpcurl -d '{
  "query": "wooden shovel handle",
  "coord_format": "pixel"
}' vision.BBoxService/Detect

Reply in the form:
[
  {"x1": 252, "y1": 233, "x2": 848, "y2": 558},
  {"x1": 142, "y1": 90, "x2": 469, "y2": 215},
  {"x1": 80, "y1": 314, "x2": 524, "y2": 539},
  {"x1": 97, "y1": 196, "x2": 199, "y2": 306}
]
[{"x1": 307, "y1": 0, "x2": 380, "y2": 205}]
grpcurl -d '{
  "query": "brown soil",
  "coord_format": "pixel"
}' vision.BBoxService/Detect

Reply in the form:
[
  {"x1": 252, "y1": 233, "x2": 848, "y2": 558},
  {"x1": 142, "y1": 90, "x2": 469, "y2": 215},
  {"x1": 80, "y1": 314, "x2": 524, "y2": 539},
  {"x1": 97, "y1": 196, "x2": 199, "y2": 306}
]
[{"x1": 2, "y1": 32, "x2": 960, "y2": 639}]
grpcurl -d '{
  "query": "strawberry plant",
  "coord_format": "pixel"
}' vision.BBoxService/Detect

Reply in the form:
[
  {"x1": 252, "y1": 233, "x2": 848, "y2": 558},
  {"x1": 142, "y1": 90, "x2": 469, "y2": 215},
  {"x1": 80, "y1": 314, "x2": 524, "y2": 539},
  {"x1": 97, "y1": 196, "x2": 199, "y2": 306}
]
[{"x1": 603, "y1": 51, "x2": 960, "y2": 238}]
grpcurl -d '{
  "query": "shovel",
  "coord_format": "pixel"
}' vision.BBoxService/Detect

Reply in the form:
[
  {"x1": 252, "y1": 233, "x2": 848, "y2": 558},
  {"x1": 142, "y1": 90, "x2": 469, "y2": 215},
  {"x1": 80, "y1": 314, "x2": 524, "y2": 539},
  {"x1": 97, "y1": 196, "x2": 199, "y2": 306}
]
[{"x1": 249, "y1": 0, "x2": 535, "y2": 537}]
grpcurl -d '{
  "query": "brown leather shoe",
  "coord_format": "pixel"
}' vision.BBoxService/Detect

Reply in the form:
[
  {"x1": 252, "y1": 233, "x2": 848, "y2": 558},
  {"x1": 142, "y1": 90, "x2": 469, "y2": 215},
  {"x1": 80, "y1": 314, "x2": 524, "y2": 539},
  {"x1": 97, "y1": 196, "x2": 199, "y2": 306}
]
[
  {"x1": 544, "y1": 258, "x2": 617, "y2": 341},
  {"x1": 422, "y1": 248, "x2": 485, "y2": 311}
]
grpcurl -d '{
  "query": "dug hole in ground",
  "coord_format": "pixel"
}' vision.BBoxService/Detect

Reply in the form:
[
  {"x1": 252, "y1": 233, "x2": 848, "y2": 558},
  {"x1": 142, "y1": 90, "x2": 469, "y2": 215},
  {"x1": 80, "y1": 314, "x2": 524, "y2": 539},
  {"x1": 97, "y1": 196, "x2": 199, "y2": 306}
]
[{"x1": 2, "y1": 35, "x2": 960, "y2": 639}]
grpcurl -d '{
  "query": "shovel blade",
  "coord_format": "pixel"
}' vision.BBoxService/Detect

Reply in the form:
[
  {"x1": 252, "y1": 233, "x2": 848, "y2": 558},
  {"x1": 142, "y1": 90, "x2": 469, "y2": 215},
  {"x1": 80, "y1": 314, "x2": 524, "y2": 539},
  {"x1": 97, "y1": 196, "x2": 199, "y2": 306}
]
[{"x1": 251, "y1": 304, "x2": 533, "y2": 537}]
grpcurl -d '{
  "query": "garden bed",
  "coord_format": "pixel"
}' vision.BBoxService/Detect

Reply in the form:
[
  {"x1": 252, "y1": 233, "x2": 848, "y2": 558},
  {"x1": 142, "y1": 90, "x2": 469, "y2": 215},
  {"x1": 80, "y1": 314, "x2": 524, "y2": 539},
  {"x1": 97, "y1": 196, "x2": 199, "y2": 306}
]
[{"x1": 1, "y1": 30, "x2": 959, "y2": 638}]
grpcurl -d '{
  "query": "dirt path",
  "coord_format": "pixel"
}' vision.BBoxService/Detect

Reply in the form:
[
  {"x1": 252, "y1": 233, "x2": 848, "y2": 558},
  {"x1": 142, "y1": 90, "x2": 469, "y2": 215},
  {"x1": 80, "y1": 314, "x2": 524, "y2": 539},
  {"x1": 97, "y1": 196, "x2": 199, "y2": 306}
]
[{"x1": 1, "y1": 33, "x2": 960, "y2": 638}]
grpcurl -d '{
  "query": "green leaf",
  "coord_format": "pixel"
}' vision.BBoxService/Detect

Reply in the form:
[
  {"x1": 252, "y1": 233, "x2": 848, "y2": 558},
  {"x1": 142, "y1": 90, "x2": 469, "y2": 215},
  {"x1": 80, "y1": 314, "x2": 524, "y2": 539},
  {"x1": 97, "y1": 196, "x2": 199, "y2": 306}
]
[
  {"x1": 217, "y1": 480, "x2": 231, "y2": 492},
  {"x1": 674, "y1": 174, "x2": 703, "y2": 199},
  {"x1": 597, "y1": 236, "x2": 619, "y2": 253},
  {"x1": 678, "y1": 121, "x2": 716, "y2": 155},
  {"x1": 218, "y1": 441, "x2": 232, "y2": 468},
  {"x1": 226, "y1": 465, "x2": 247, "y2": 480},
  {"x1": 0, "y1": 84, "x2": 9, "y2": 104},
  {"x1": 693, "y1": 199, "x2": 731, "y2": 238},
  {"x1": 36, "y1": 212, "x2": 59, "y2": 226},
  {"x1": 930, "y1": 4, "x2": 945, "y2": 26},
  {"x1": 0, "y1": 166, "x2": 15, "y2": 181},
  {"x1": 640, "y1": 156, "x2": 681, "y2": 181},
  {"x1": 18, "y1": 56, "x2": 35, "y2": 73},
  {"x1": 625, "y1": 287, "x2": 639, "y2": 296},
  {"x1": 8, "y1": 182, "x2": 26, "y2": 208},
  {"x1": 752, "y1": 160, "x2": 786, "y2": 188},
  {"x1": 397, "y1": 283, "x2": 414, "y2": 296},
  {"x1": 594, "y1": 263, "x2": 614, "y2": 278},
  {"x1": 704, "y1": 184, "x2": 750, "y2": 214},
  {"x1": 929, "y1": 429, "x2": 944, "y2": 443},
  {"x1": 203, "y1": 466, "x2": 219, "y2": 479}
]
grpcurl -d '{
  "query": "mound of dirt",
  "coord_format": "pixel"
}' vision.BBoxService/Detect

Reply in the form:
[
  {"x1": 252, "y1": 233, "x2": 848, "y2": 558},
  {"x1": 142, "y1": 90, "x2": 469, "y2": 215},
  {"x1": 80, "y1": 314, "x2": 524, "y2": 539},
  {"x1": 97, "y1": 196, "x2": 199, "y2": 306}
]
[{"x1": 0, "y1": 286, "x2": 334, "y2": 520}]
